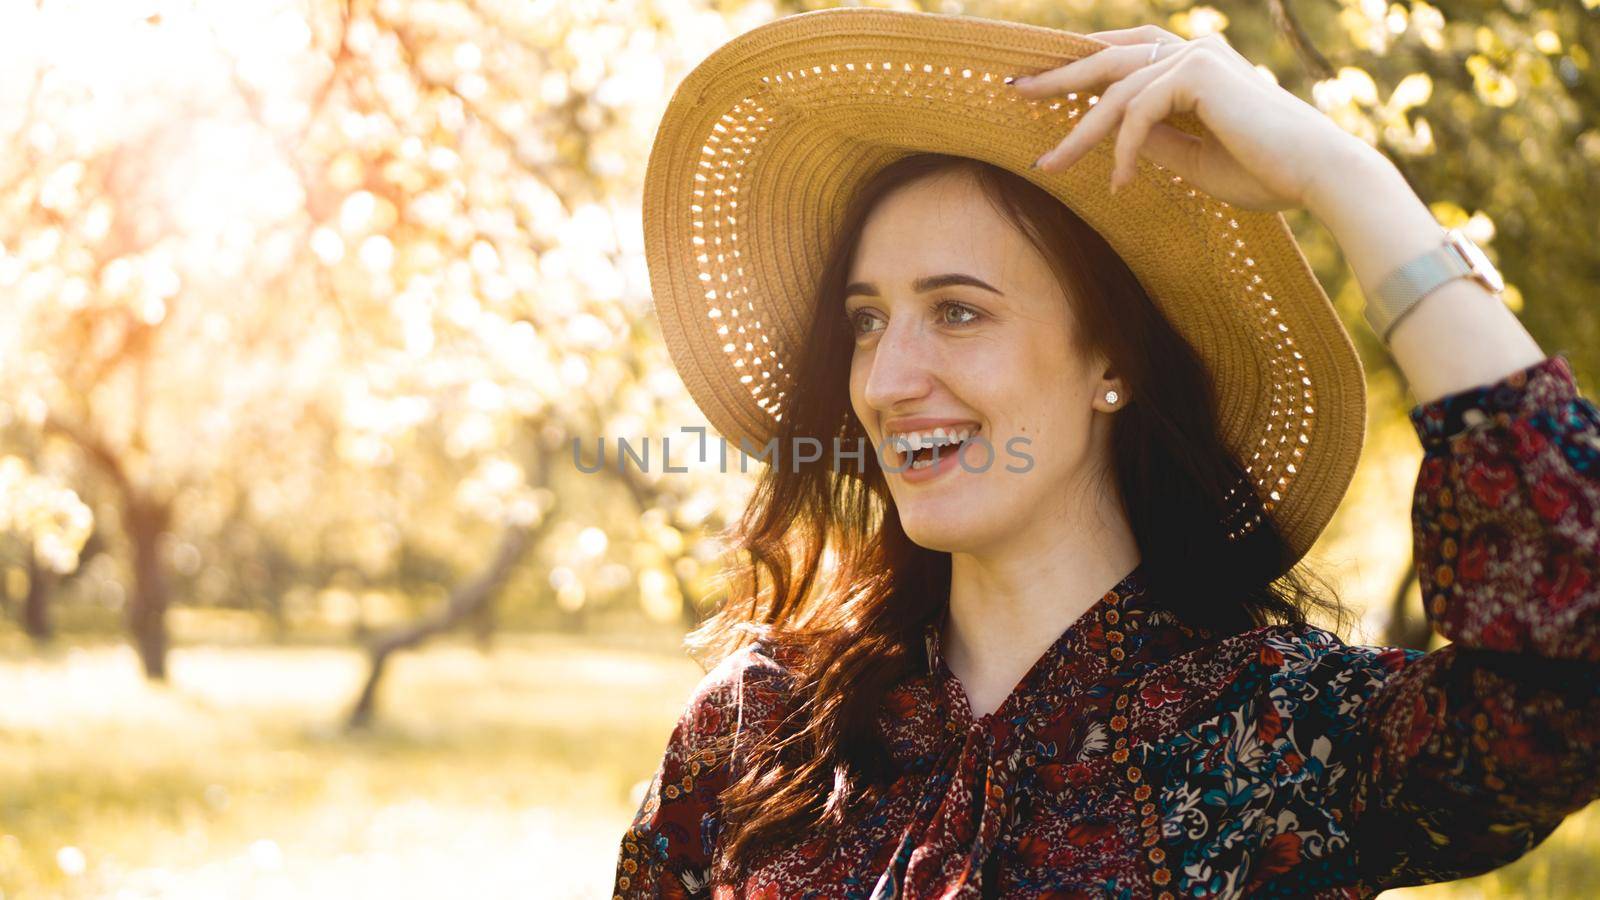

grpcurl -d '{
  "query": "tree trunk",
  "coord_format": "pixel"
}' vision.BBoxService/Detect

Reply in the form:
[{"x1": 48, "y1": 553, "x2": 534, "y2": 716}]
[
  {"x1": 346, "y1": 523, "x2": 533, "y2": 730},
  {"x1": 124, "y1": 497, "x2": 172, "y2": 680},
  {"x1": 1380, "y1": 554, "x2": 1430, "y2": 651},
  {"x1": 23, "y1": 550, "x2": 56, "y2": 644},
  {"x1": 469, "y1": 590, "x2": 496, "y2": 651},
  {"x1": 42, "y1": 416, "x2": 171, "y2": 678}
]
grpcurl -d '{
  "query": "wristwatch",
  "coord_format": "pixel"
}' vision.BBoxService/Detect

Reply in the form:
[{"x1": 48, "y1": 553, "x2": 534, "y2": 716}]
[{"x1": 1362, "y1": 228, "x2": 1505, "y2": 344}]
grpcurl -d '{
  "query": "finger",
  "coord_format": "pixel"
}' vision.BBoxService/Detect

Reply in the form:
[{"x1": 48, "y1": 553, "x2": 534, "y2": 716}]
[
  {"x1": 1111, "y1": 67, "x2": 1199, "y2": 190},
  {"x1": 1014, "y1": 43, "x2": 1155, "y2": 97},
  {"x1": 1083, "y1": 24, "x2": 1187, "y2": 47},
  {"x1": 1034, "y1": 50, "x2": 1180, "y2": 172},
  {"x1": 1035, "y1": 54, "x2": 1167, "y2": 170},
  {"x1": 1015, "y1": 39, "x2": 1195, "y2": 102},
  {"x1": 1114, "y1": 121, "x2": 1204, "y2": 192}
]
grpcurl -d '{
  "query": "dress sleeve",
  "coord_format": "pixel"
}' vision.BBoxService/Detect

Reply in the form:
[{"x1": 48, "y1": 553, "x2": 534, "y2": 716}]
[
  {"x1": 611, "y1": 641, "x2": 792, "y2": 899},
  {"x1": 1350, "y1": 351, "x2": 1600, "y2": 887}
]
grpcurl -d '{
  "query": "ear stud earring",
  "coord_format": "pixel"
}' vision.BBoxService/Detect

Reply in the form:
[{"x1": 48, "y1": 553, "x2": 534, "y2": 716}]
[{"x1": 1104, "y1": 389, "x2": 1120, "y2": 405}]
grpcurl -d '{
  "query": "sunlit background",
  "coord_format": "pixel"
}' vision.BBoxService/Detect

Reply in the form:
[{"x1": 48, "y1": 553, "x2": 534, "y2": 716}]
[{"x1": 0, "y1": 0, "x2": 1595, "y2": 897}]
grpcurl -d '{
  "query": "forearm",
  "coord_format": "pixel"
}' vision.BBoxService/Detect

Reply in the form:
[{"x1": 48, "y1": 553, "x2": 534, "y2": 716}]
[{"x1": 1303, "y1": 137, "x2": 1546, "y2": 406}]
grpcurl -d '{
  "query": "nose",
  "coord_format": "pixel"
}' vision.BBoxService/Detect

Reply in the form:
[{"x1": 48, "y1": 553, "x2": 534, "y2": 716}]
[{"x1": 861, "y1": 315, "x2": 935, "y2": 415}]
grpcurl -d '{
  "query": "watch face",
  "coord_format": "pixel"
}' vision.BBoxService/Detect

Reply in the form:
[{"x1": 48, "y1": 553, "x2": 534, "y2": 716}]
[{"x1": 1449, "y1": 230, "x2": 1505, "y2": 292}]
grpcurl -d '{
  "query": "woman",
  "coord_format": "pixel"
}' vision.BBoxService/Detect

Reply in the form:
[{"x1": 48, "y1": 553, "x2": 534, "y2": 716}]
[{"x1": 614, "y1": 9, "x2": 1598, "y2": 898}]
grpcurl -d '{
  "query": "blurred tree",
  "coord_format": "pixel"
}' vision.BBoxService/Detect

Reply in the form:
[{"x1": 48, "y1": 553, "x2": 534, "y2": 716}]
[
  {"x1": 0, "y1": 0, "x2": 752, "y2": 676},
  {"x1": 346, "y1": 430, "x2": 554, "y2": 730},
  {"x1": 0, "y1": 456, "x2": 94, "y2": 644}
]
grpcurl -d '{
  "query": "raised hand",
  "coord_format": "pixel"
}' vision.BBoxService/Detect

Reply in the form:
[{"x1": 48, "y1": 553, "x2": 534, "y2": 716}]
[{"x1": 1015, "y1": 24, "x2": 1368, "y2": 213}]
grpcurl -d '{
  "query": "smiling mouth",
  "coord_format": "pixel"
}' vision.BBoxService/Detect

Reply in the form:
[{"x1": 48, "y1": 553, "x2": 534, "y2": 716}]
[{"x1": 889, "y1": 424, "x2": 982, "y2": 470}]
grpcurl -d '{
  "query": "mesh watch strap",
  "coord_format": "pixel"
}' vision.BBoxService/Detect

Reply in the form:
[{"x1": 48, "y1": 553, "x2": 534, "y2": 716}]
[{"x1": 1362, "y1": 235, "x2": 1474, "y2": 343}]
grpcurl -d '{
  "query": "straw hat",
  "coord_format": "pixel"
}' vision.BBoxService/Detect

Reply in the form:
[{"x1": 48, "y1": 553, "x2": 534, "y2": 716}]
[{"x1": 641, "y1": 7, "x2": 1366, "y2": 564}]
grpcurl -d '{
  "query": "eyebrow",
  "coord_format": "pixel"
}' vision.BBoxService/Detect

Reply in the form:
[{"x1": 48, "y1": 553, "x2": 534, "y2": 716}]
[{"x1": 843, "y1": 273, "x2": 1005, "y2": 299}]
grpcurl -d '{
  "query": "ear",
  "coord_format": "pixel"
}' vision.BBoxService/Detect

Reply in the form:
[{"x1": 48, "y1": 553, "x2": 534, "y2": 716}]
[{"x1": 1094, "y1": 367, "x2": 1128, "y2": 412}]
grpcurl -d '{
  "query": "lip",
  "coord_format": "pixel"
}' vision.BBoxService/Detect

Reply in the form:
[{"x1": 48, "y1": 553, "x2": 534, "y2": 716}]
[{"x1": 882, "y1": 416, "x2": 982, "y2": 434}]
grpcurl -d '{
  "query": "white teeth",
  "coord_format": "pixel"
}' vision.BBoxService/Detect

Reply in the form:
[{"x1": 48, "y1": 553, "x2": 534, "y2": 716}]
[
  {"x1": 888, "y1": 425, "x2": 980, "y2": 468},
  {"x1": 889, "y1": 425, "x2": 979, "y2": 451}
]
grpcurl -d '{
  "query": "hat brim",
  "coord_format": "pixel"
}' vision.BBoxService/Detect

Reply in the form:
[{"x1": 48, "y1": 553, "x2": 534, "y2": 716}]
[{"x1": 643, "y1": 7, "x2": 1366, "y2": 566}]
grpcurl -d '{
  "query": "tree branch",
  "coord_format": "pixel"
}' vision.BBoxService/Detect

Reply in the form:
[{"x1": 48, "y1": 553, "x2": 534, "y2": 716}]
[
  {"x1": 43, "y1": 415, "x2": 136, "y2": 501},
  {"x1": 1266, "y1": 0, "x2": 1334, "y2": 80}
]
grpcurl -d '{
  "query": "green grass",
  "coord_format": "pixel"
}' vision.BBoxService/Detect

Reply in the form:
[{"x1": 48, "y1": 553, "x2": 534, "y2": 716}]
[
  {"x1": 0, "y1": 636, "x2": 704, "y2": 899},
  {"x1": 0, "y1": 636, "x2": 1593, "y2": 898}
]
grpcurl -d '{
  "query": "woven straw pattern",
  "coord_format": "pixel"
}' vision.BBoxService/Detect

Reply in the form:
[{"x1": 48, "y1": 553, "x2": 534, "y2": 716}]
[{"x1": 642, "y1": 7, "x2": 1367, "y2": 563}]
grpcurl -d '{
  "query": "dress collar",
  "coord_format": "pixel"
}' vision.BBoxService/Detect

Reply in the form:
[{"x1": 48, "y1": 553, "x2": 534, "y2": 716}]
[{"x1": 921, "y1": 560, "x2": 1163, "y2": 727}]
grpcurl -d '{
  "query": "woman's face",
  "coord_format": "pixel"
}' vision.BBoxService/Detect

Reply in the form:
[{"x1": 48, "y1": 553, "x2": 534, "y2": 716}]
[{"x1": 844, "y1": 171, "x2": 1124, "y2": 554}]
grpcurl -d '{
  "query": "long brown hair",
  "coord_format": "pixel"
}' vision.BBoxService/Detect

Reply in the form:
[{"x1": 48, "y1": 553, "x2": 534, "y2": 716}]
[{"x1": 687, "y1": 152, "x2": 1343, "y2": 879}]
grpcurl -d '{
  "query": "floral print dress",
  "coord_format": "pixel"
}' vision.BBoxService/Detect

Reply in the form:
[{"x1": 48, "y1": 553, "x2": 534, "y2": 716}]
[{"x1": 612, "y1": 353, "x2": 1600, "y2": 898}]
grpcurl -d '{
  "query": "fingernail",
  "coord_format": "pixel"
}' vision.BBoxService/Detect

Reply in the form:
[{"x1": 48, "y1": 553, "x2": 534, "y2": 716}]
[{"x1": 1003, "y1": 75, "x2": 1016, "y2": 85}]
